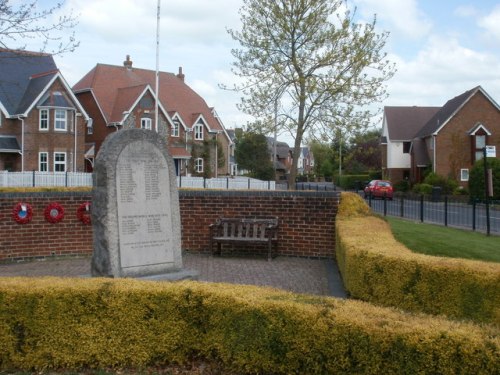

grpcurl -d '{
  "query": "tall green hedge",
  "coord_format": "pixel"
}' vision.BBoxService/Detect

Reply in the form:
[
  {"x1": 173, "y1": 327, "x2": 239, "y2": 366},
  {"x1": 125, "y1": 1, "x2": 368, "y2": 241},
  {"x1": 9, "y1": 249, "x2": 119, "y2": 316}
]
[{"x1": 0, "y1": 277, "x2": 498, "y2": 373}]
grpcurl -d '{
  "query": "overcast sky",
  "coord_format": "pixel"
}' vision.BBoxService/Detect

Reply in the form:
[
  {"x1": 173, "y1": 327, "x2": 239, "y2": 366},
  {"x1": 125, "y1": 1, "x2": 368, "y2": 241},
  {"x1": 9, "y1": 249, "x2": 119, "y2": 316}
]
[{"x1": 40, "y1": 0, "x2": 500, "y2": 143}]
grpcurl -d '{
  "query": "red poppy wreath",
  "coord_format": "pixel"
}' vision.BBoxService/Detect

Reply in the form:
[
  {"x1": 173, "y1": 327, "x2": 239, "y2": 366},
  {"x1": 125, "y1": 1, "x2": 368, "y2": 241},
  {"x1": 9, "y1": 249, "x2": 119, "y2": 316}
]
[
  {"x1": 76, "y1": 202, "x2": 91, "y2": 225},
  {"x1": 12, "y1": 202, "x2": 33, "y2": 224},
  {"x1": 44, "y1": 202, "x2": 65, "y2": 224}
]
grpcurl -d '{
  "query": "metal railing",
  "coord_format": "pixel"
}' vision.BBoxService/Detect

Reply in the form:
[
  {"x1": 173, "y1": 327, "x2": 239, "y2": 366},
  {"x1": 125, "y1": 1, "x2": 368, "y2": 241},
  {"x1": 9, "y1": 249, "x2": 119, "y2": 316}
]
[{"x1": 364, "y1": 192, "x2": 499, "y2": 235}]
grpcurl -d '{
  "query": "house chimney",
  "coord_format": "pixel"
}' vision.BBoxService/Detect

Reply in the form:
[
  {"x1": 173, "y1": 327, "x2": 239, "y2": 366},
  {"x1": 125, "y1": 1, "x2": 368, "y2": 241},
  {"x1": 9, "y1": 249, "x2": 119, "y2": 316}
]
[
  {"x1": 123, "y1": 55, "x2": 133, "y2": 70},
  {"x1": 177, "y1": 66, "x2": 185, "y2": 82}
]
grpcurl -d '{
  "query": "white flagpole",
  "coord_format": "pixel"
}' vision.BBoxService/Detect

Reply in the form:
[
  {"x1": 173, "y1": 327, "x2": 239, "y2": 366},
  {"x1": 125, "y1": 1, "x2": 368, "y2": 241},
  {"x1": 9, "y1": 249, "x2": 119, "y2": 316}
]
[{"x1": 155, "y1": 0, "x2": 161, "y2": 133}]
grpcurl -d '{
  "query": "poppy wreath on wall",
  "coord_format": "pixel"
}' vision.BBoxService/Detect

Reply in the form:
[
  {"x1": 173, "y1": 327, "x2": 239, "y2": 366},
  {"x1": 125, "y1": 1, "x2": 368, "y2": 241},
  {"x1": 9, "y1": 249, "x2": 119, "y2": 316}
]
[
  {"x1": 12, "y1": 202, "x2": 33, "y2": 224},
  {"x1": 76, "y1": 202, "x2": 91, "y2": 225},
  {"x1": 44, "y1": 202, "x2": 65, "y2": 224}
]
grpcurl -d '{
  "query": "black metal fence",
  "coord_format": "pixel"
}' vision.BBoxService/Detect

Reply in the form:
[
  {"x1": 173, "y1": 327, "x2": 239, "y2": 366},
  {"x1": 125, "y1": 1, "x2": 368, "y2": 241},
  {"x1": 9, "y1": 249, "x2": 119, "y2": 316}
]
[{"x1": 364, "y1": 193, "x2": 499, "y2": 235}]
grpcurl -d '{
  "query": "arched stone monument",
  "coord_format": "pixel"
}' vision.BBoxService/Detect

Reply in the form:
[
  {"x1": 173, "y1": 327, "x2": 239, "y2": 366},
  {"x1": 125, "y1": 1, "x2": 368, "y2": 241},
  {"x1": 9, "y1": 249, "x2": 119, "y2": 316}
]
[{"x1": 91, "y1": 128, "x2": 191, "y2": 279}]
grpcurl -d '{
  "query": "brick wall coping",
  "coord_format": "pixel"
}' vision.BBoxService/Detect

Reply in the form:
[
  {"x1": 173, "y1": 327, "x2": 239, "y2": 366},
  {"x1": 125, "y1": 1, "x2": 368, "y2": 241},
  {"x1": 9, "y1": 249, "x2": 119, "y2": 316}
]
[
  {"x1": 178, "y1": 190, "x2": 340, "y2": 198},
  {"x1": 0, "y1": 190, "x2": 340, "y2": 199},
  {"x1": 0, "y1": 191, "x2": 91, "y2": 199}
]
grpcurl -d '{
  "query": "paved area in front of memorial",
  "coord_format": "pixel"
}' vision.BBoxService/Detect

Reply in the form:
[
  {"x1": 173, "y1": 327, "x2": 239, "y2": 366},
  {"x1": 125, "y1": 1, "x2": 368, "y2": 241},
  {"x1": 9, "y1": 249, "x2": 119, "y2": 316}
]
[{"x1": 0, "y1": 253, "x2": 346, "y2": 298}]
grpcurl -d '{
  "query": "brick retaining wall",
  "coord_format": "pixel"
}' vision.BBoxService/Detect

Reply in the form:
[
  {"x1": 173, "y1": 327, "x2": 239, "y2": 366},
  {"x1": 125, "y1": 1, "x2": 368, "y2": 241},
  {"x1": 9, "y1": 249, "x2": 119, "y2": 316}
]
[{"x1": 0, "y1": 190, "x2": 339, "y2": 262}]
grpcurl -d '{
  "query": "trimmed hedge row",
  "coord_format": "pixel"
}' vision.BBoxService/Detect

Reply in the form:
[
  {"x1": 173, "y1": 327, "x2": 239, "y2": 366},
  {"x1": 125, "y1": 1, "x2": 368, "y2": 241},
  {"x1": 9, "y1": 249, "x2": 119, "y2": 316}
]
[
  {"x1": 336, "y1": 192, "x2": 500, "y2": 326},
  {"x1": 0, "y1": 277, "x2": 498, "y2": 373}
]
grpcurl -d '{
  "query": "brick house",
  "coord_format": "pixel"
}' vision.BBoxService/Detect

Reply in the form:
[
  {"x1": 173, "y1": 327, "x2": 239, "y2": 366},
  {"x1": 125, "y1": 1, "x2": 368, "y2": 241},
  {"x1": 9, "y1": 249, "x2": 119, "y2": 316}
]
[
  {"x1": 382, "y1": 86, "x2": 500, "y2": 186},
  {"x1": 297, "y1": 146, "x2": 315, "y2": 175},
  {"x1": 0, "y1": 49, "x2": 90, "y2": 172},
  {"x1": 73, "y1": 56, "x2": 232, "y2": 177}
]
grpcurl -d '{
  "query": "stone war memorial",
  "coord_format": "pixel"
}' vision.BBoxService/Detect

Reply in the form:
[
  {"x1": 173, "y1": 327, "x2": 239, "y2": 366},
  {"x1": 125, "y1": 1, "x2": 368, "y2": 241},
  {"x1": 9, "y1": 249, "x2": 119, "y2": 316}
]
[{"x1": 91, "y1": 128, "x2": 190, "y2": 279}]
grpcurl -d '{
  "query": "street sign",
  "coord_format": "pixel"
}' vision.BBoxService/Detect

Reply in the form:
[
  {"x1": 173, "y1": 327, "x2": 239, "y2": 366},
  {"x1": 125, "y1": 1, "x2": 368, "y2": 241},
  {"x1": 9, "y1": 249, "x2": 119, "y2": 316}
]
[{"x1": 485, "y1": 145, "x2": 496, "y2": 157}]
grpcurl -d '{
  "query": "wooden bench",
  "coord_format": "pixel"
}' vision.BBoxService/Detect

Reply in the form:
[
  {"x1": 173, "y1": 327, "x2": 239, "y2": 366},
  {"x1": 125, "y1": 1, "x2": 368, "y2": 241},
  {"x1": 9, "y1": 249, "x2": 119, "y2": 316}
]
[{"x1": 209, "y1": 217, "x2": 279, "y2": 261}]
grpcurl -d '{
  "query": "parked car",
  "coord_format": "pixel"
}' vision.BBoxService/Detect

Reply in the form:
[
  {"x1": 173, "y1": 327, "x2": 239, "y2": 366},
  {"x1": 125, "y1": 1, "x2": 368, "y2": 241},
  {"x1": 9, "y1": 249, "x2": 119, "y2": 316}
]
[{"x1": 364, "y1": 180, "x2": 393, "y2": 199}]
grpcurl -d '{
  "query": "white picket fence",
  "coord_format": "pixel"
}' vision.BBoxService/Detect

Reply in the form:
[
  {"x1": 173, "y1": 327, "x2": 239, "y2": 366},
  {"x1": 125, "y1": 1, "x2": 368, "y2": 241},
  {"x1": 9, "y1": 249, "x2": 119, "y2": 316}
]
[
  {"x1": 0, "y1": 171, "x2": 277, "y2": 190},
  {"x1": 0, "y1": 171, "x2": 93, "y2": 187},
  {"x1": 177, "y1": 176, "x2": 276, "y2": 190}
]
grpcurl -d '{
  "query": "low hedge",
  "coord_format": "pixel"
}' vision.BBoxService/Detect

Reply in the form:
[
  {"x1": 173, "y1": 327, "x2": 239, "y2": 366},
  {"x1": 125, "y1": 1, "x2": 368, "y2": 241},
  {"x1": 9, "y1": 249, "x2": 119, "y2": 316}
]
[
  {"x1": 336, "y1": 192, "x2": 500, "y2": 326},
  {"x1": 0, "y1": 277, "x2": 498, "y2": 373}
]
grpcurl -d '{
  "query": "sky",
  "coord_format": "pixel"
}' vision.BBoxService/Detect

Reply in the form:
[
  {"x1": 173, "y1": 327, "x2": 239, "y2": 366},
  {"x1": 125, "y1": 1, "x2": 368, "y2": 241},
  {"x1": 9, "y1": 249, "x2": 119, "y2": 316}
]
[{"x1": 29, "y1": 0, "x2": 500, "y2": 144}]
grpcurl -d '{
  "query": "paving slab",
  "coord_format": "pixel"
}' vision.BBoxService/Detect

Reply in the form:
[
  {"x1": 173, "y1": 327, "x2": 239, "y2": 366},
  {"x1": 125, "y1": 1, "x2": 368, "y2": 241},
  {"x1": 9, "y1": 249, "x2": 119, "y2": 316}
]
[{"x1": 0, "y1": 253, "x2": 347, "y2": 298}]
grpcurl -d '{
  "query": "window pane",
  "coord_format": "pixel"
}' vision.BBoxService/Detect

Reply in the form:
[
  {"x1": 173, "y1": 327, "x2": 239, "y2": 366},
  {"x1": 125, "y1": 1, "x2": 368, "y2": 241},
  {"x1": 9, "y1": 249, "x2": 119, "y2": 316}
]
[
  {"x1": 39, "y1": 153, "x2": 48, "y2": 172},
  {"x1": 40, "y1": 109, "x2": 49, "y2": 130},
  {"x1": 55, "y1": 109, "x2": 66, "y2": 130},
  {"x1": 476, "y1": 135, "x2": 486, "y2": 149},
  {"x1": 54, "y1": 153, "x2": 66, "y2": 172},
  {"x1": 141, "y1": 118, "x2": 152, "y2": 130},
  {"x1": 475, "y1": 151, "x2": 483, "y2": 161}
]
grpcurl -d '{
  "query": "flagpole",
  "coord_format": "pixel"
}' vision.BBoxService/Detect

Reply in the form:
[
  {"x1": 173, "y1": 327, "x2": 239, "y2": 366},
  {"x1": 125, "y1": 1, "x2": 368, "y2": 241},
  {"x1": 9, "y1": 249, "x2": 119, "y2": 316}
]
[{"x1": 155, "y1": 0, "x2": 160, "y2": 133}]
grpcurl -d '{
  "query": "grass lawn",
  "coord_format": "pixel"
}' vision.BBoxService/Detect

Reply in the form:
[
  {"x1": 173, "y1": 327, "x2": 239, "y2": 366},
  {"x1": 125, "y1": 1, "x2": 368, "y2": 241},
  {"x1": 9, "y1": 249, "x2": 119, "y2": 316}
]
[{"x1": 386, "y1": 217, "x2": 500, "y2": 263}]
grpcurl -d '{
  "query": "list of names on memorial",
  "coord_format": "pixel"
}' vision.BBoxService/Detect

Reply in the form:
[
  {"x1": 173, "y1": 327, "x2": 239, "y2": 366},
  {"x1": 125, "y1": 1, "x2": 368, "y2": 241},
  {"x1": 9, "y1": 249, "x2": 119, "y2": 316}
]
[{"x1": 116, "y1": 141, "x2": 173, "y2": 268}]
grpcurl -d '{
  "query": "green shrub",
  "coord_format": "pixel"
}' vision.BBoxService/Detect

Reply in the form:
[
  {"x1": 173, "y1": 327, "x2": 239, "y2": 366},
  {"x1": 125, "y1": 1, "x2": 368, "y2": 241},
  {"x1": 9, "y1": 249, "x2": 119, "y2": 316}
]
[
  {"x1": 335, "y1": 174, "x2": 370, "y2": 190},
  {"x1": 422, "y1": 172, "x2": 458, "y2": 194},
  {"x1": 469, "y1": 157, "x2": 500, "y2": 200},
  {"x1": 0, "y1": 277, "x2": 498, "y2": 373},
  {"x1": 393, "y1": 179, "x2": 410, "y2": 192},
  {"x1": 337, "y1": 192, "x2": 500, "y2": 326},
  {"x1": 412, "y1": 183, "x2": 433, "y2": 195}
]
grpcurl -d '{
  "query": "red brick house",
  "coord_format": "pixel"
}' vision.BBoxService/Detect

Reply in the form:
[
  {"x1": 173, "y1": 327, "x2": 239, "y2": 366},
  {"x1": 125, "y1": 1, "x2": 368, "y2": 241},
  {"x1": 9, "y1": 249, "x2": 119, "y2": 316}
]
[
  {"x1": 73, "y1": 56, "x2": 232, "y2": 176},
  {"x1": 0, "y1": 49, "x2": 90, "y2": 172},
  {"x1": 382, "y1": 86, "x2": 500, "y2": 187}
]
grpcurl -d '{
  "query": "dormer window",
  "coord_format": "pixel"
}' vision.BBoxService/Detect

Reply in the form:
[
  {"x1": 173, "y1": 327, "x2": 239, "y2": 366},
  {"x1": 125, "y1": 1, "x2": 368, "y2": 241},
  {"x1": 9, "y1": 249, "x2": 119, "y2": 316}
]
[
  {"x1": 194, "y1": 123, "x2": 203, "y2": 140},
  {"x1": 141, "y1": 117, "x2": 152, "y2": 130},
  {"x1": 469, "y1": 123, "x2": 491, "y2": 162},
  {"x1": 172, "y1": 119, "x2": 180, "y2": 137}
]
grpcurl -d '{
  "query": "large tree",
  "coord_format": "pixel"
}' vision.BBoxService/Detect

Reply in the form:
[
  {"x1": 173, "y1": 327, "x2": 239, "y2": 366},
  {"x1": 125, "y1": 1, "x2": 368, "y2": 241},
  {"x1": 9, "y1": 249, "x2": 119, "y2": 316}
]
[
  {"x1": 227, "y1": 0, "x2": 395, "y2": 186},
  {"x1": 235, "y1": 130, "x2": 274, "y2": 180},
  {"x1": 0, "y1": 0, "x2": 79, "y2": 55}
]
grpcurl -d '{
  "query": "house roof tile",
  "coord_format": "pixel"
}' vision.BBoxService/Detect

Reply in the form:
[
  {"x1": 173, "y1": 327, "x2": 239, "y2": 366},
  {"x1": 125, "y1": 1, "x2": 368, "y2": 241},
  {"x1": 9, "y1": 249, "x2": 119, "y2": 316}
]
[
  {"x1": 73, "y1": 62, "x2": 225, "y2": 132},
  {"x1": 416, "y1": 86, "x2": 479, "y2": 138},
  {"x1": 0, "y1": 136, "x2": 21, "y2": 152},
  {"x1": 384, "y1": 106, "x2": 440, "y2": 140},
  {"x1": 0, "y1": 50, "x2": 57, "y2": 115}
]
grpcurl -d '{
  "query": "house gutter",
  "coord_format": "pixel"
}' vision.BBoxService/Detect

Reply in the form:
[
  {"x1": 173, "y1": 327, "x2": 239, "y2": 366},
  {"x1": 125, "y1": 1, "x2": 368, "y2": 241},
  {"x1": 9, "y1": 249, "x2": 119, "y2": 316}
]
[
  {"x1": 74, "y1": 111, "x2": 82, "y2": 172},
  {"x1": 433, "y1": 134, "x2": 437, "y2": 173},
  {"x1": 17, "y1": 115, "x2": 25, "y2": 172}
]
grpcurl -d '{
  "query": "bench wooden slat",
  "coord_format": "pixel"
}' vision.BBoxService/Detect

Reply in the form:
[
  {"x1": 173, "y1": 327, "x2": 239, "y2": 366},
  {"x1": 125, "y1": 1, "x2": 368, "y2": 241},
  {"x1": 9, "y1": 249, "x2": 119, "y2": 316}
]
[{"x1": 209, "y1": 217, "x2": 279, "y2": 261}]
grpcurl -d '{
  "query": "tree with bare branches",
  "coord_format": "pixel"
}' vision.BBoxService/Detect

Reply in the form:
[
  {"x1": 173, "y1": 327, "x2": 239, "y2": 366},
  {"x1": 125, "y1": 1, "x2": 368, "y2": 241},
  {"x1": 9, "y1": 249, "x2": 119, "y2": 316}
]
[{"x1": 0, "y1": 0, "x2": 79, "y2": 55}]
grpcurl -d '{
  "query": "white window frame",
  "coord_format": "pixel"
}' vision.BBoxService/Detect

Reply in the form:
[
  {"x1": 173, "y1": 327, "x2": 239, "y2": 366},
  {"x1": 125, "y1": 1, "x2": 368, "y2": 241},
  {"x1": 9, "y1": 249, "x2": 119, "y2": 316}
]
[
  {"x1": 460, "y1": 169, "x2": 469, "y2": 182},
  {"x1": 194, "y1": 124, "x2": 203, "y2": 140},
  {"x1": 54, "y1": 152, "x2": 66, "y2": 172},
  {"x1": 195, "y1": 158, "x2": 203, "y2": 173},
  {"x1": 54, "y1": 109, "x2": 67, "y2": 131},
  {"x1": 39, "y1": 152, "x2": 48, "y2": 172},
  {"x1": 39, "y1": 109, "x2": 49, "y2": 130},
  {"x1": 141, "y1": 118, "x2": 152, "y2": 130},
  {"x1": 171, "y1": 120, "x2": 179, "y2": 137}
]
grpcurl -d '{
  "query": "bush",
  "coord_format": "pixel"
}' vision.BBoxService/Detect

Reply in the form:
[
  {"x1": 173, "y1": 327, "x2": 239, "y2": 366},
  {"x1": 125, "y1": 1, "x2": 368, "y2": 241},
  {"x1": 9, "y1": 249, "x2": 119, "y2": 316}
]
[
  {"x1": 469, "y1": 157, "x2": 500, "y2": 200},
  {"x1": 412, "y1": 183, "x2": 433, "y2": 195},
  {"x1": 335, "y1": 174, "x2": 370, "y2": 190},
  {"x1": 422, "y1": 172, "x2": 458, "y2": 195},
  {"x1": 0, "y1": 277, "x2": 498, "y2": 373},
  {"x1": 393, "y1": 180, "x2": 410, "y2": 192},
  {"x1": 336, "y1": 193, "x2": 500, "y2": 326}
]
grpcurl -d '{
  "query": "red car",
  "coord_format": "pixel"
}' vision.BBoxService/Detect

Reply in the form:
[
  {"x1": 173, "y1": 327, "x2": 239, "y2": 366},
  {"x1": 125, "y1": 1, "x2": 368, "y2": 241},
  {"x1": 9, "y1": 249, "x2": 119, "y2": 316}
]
[{"x1": 364, "y1": 180, "x2": 393, "y2": 199}]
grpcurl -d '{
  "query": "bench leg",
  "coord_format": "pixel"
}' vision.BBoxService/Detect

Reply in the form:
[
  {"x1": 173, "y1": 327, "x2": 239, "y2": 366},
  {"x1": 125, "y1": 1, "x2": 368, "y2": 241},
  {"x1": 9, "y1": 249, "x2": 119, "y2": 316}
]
[{"x1": 268, "y1": 239, "x2": 272, "y2": 261}]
